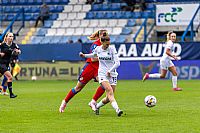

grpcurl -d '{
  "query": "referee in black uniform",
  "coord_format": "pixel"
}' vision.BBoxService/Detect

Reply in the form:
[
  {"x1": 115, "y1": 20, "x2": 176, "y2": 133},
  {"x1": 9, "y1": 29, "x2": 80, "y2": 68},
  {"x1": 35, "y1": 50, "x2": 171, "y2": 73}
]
[{"x1": 0, "y1": 32, "x2": 21, "y2": 98}]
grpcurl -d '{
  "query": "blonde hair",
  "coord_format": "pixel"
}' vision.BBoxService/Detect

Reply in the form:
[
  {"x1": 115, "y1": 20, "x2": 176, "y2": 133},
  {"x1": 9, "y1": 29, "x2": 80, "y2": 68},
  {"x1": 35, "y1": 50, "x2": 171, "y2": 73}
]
[
  {"x1": 3, "y1": 32, "x2": 13, "y2": 43},
  {"x1": 166, "y1": 31, "x2": 174, "y2": 42},
  {"x1": 88, "y1": 29, "x2": 108, "y2": 40}
]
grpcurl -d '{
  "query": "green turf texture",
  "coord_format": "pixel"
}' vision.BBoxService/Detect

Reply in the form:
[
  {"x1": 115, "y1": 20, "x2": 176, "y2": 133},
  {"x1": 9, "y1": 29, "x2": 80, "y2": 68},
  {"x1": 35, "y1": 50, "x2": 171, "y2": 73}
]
[{"x1": 0, "y1": 80, "x2": 199, "y2": 133}]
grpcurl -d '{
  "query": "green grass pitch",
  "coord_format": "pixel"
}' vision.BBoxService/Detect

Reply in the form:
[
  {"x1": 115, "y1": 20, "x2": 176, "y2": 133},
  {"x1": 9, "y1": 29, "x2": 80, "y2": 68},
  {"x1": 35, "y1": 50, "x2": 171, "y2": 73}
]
[{"x1": 0, "y1": 80, "x2": 200, "y2": 133}]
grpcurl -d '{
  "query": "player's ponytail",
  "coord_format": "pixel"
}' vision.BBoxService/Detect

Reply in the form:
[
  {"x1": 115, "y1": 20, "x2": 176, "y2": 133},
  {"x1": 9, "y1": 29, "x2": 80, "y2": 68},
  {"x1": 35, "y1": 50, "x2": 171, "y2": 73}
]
[
  {"x1": 87, "y1": 29, "x2": 108, "y2": 40},
  {"x1": 87, "y1": 30, "x2": 99, "y2": 40}
]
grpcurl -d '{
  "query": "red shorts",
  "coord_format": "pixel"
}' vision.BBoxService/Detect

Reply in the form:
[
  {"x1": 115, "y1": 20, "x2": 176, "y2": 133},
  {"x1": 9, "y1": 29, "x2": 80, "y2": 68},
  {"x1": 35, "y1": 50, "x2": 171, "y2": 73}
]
[{"x1": 78, "y1": 63, "x2": 98, "y2": 84}]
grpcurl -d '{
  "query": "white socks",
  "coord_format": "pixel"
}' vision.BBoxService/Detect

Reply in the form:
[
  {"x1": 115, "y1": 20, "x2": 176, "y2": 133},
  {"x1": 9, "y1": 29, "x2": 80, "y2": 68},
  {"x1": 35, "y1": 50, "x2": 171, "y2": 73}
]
[
  {"x1": 111, "y1": 101, "x2": 119, "y2": 112},
  {"x1": 96, "y1": 100, "x2": 105, "y2": 109},
  {"x1": 172, "y1": 76, "x2": 177, "y2": 88},
  {"x1": 149, "y1": 73, "x2": 161, "y2": 78},
  {"x1": 97, "y1": 100, "x2": 120, "y2": 113}
]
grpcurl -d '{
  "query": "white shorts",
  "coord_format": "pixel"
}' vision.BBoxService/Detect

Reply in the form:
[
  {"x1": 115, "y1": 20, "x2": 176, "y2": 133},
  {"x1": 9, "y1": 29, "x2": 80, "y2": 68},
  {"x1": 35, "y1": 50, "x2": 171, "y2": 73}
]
[
  {"x1": 160, "y1": 59, "x2": 174, "y2": 70},
  {"x1": 98, "y1": 76, "x2": 117, "y2": 85}
]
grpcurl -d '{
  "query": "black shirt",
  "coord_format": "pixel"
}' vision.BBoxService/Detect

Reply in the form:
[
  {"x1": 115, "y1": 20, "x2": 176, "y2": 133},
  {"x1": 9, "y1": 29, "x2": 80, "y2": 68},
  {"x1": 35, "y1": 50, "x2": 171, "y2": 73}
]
[{"x1": 0, "y1": 42, "x2": 20, "y2": 65}]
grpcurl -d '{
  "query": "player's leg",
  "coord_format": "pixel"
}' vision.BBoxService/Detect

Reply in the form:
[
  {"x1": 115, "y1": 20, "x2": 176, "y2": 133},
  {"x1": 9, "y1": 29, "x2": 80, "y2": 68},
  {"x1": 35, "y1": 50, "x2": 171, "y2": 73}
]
[
  {"x1": 59, "y1": 82, "x2": 85, "y2": 113},
  {"x1": 168, "y1": 65, "x2": 182, "y2": 91},
  {"x1": 59, "y1": 63, "x2": 93, "y2": 113},
  {"x1": 64, "y1": 82, "x2": 85, "y2": 103},
  {"x1": 88, "y1": 84, "x2": 105, "y2": 111},
  {"x1": 1, "y1": 76, "x2": 9, "y2": 95},
  {"x1": 95, "y1": 97, "x2": 109, "y2": 115},
  {"x1": 99, "y1": 77, "x2": 123, "y2": 116},
  {"x1": 4, "y1": 71, "x2": 17, "y2": 98},
  {"x1": 143, "y1": 60, "x2": 167, "y2": 81},
  {"x1": 88, "y1": 70, "x2": 105, "y2": 111}
]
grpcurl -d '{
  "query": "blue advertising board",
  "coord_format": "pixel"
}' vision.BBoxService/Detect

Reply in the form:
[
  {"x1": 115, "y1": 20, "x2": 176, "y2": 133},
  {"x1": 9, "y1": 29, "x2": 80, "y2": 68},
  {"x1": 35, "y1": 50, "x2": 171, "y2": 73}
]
[
  {"x1": 114, "y1": 42, "x2": 200, "y2": 61},
  {"x1": 118, "y1": 60, "x2": 200, "y2": 80},
  {"x1": 19, "y1": 42, "x2": 200, "y2": 61},
  {"x1": 19, "y1": 43, "x2": 82, "y2": 61}
]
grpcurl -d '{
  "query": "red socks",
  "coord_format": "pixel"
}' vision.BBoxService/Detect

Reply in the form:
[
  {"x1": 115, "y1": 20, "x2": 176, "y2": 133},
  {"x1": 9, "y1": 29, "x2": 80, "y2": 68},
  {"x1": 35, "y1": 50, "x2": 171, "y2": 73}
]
[
  {"x1": 64, "y1": 88, "x2": 77, "y2": 103},
  {"x1": 93, "y1": 86, "x2": 105, "y2": 101}
]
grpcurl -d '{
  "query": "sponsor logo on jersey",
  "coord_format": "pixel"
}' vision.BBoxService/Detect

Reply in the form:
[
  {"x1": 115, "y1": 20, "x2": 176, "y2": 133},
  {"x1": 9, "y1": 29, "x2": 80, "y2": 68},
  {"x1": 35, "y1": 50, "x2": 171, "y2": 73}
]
[{"x1": 99, "y1": 57, "x2": 111, "y2": 60}]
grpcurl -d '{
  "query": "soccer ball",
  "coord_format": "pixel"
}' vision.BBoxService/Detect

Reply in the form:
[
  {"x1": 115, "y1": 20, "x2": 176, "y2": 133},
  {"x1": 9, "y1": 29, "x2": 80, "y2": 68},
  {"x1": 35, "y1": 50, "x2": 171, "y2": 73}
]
[
  {"x1": 31, "y1": 76, "x2": 37, "y2": 81},
  {"x1": 144, "y1": 95, "x2": 157, "y2": 107}
]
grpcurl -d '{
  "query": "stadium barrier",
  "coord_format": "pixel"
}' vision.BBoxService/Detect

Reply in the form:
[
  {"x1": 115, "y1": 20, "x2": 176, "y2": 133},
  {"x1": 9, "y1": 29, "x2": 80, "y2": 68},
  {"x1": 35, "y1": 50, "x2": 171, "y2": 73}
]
[
  {"x1": 18, "y1": 61, "x2": 84, "y2": 80},
  {"x1": 18, "y1": 42, "x2": 200, "y2": 80},
  {"x1": 19, "y1": 42, "x2": 200, "y2": 61}
]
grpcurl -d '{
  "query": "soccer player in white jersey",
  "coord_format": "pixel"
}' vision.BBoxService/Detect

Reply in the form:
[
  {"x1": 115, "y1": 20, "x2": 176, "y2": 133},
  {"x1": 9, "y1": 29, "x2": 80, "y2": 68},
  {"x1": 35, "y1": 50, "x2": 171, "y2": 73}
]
[
  {"x1": 143, "y1": 31, "x2": 182, "y2": 91},
  {"x1": 79, "y1": 36, "x2": 123, "y2": 117}
]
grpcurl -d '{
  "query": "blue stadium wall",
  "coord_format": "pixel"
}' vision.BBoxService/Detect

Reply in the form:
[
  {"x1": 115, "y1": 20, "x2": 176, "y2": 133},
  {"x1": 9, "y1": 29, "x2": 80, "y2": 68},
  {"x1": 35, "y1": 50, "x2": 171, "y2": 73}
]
[{"x1": 19, "y1": 42, "x2": 200, "y2": 80}]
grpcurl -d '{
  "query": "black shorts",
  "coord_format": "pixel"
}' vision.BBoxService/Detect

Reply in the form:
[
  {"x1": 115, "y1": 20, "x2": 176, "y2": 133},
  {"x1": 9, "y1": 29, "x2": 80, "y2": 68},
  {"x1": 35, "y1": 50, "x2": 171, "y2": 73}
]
[{"x1": 0, "y1": 64, "x2": 9, "y2": 75}]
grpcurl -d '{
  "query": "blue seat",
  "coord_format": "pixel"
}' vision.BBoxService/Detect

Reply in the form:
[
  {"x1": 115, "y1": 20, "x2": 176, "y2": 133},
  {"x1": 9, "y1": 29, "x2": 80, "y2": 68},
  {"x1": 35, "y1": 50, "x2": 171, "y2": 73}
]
[
  {"x1": 24, "y1": 14, "x2": 33, "y2": 21},
  {"x1": 115, "y1": 35, "x2": 126, "y2": 43},
  {"x1": 2, "y1": 15, "x2": 6, "y2": 21},
  {"x1": 71, "y1": 36, "x2": 81, "y2": 43},
  {"x1": 101, "y1": 4, "x2": 110, "y2": 11},
  {"x1": 2, "y1": 0, "x2": 9, "y2": 5},
  {"x1": 44, "y1": 21, "x2": 53, "y2": 28},
  {"x1": 24, "y1": 7, "x2": 32, "y2": 13},
  {"x1": 114, "y1": 12, "x2": 124, "y2": 19},
  {"x1": 13, "y1": 7, "x2": 21, "y2": 13},
  {"x1": 31, "y1": 36, "x2": 43, "y2": 44},
  {"x1": 7, "y1": 14, "x2": 14, "y2": 21},
  {"x1": 95, "y1": 12, "x2": 105, "y2": 19},
  {"x1": 40, "y1": 36, "x2": 52, "y2": 44},
  {"x1": 132, "y1": 12, "x2": 141, "y2": 18},
  {"x1": 142, "y1": 12, "x2": 151, "y2": 18},
  {"x1": 10, "y1": 0, "x2": 18, "y2": 5},
  {"x1": 109, "y1": 35, "x2": 116, "y2": 43},
  {"x1": 27, "y1": 0, "x2": 35, "y2": 5},
  {"x1": 86, "y1": 12, "x2": 95, "y2": 19},
  {"x1": 33, "y1": 13, "x2": 39, "y2": 20},
  {"x1": 80, "y1": 36, "x2": 88, "y2": 43},
  {"x1": 31, "y1": 6, "x2": 40, "y2": 13},
  {"x1": 49, "y1": 6, "x2": 56, "y2": 12},
  {"x1": 37, "y1": 28, "x2": 47, "y2": 36},
  {"x1": 16, "y1": 14, "x2": 23, "y2": 21},
  {"x1": 49, "y1": 14, "x2": 58, "y2": 20},
  {"x1": 80, "y1": 36, "x2": 93, "y2": 43},
  {"x1": 145, "y1": 0, "x2": 156, "y2": 2},
  {"x1": 19, "y1": 0, "x2": 27, "y2": 5},
  {"x1": 121, "y1": 27, "x2": 132, "y2": 35},
  {"x1": 61, "y1": 0, "x2": 69, "y2": 4},
  {"x1": 45, "y1": 0, "x2": 52, "y2": 4},
  {"x1": 51, "y1": 0, "x2": 60, "y2": 4},
  {"x1": 51, "y1": 36, "x2": 63, "y2": 44},
  {"x1": 126, "y1": 19, "x2": 136, "y2": 27},
  {"x1": 146, "y1": 3, "x2": 155, "y2": 10},
  {"x1": 104, "y1": 12, "x2": 113, "y2": 19},
  {"x1": 60, "y1": 36, "x2": 71, "y2": 43},
  {"x1": 35, "y1": 0, "x2": 43, "y2": 4},
  {"x1": 110, "y1": 3, "x2": 121, "y2": 11},
  {"x1": 124, "y1": 12, "x2": 132, "y2": 19},
  {"x1": 56, "y1": 5, "x2": 64, "y2": 12},
  {"x1": 4, "y1": 7, "x2": 13, "y2": 13},
  {"x1": 92, "y1": 4, "x2": 101, "y2": 11}
]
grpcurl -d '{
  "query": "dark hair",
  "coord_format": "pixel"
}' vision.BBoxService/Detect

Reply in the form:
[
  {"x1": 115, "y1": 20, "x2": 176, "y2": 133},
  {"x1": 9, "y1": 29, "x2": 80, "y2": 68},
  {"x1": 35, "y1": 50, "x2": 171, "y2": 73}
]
[
  {"x1": 100, "y1": 36, "x2": 110, "y2": 42},
  {"x1": 98, "y1": 30, "x2": 108, "y2": 37},
  {"x1": 168, "y1": 31, "x2": 174, "y2": 36}
]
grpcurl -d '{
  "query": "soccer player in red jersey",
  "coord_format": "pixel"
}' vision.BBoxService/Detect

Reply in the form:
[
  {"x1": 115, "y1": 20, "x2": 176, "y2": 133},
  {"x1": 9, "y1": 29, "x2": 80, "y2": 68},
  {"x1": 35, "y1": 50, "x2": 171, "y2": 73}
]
[{"x1": 59, "y1": 30, "x2": 108, "y2": 113}]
